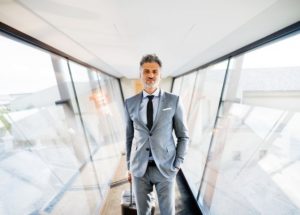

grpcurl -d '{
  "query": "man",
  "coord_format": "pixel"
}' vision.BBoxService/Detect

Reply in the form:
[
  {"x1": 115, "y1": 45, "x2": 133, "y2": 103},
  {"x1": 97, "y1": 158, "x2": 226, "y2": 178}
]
[{"x1": 124, "y1": 54, "x2": 189, "y2": 215}]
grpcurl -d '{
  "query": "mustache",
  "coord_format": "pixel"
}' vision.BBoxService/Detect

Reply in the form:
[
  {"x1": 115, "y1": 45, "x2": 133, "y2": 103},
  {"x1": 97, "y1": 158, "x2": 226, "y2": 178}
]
[{"x1": 143, "y1": 78, "x2": 159, "y2": 88}]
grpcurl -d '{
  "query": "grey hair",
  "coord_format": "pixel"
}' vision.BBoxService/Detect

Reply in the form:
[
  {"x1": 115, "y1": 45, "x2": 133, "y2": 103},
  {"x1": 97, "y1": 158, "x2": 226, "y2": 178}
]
[{"x1": 140, "y1": 54, "x2": 162, "y2": 67}]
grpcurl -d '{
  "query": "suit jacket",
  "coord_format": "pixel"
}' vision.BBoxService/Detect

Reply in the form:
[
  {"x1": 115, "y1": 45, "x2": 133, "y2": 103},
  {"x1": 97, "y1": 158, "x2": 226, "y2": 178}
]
[{"x1": 124, "y1": 89, "x2": 189, "y2": 178}]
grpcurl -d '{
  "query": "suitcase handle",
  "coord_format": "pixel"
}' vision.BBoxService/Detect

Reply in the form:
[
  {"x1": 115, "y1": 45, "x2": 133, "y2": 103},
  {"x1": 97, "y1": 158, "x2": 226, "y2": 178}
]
[{"x1": 130, "y1": 181, "x2": 133, "y2": 206}]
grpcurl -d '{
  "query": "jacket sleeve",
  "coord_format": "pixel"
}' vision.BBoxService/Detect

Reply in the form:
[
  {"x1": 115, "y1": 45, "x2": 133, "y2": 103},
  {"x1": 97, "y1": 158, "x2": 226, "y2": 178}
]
[
  {"x1": 124, "y1": 100, "x2": 134, "y2": 170},
  {"x1": 173, "y1": 96, "x2": 189, "y2": 169}
]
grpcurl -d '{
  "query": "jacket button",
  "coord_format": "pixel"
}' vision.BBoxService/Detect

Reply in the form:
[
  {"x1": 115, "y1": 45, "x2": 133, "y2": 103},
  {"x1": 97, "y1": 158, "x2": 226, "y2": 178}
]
[
  {"x1": 146, "y1": 148, "x2": 150, "y2": 151},
  {"x1": 149, "y1": 133, "x2": 152, "y2": 136}
]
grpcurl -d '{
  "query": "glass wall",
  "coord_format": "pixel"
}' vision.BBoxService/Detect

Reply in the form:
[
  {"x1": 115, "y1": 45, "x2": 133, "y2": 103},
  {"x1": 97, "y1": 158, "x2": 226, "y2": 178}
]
[
  {"x1": 172, "y1": 76, "x2": 183, "y2": 95},
  {"x1": 0, "y1": 33, "x2": 125, "y2": 215},
  {"x1": 178, "y1": 72, "x2": 197, "y2": 114},
  {"x1": 182, "y1": 61, "x2": 227, "y2": 196},
  {"x1": 199, "y1": 32, "x2": 300, "y2": 215},
  {"x1": 173, "y1": 31, "x2": 300, "y2": 214}
]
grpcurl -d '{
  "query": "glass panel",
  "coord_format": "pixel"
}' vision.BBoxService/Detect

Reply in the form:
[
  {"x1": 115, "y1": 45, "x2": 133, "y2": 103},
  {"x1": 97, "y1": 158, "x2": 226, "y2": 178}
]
[
  {"x1": 68, "y1": 62, "x2": 103, "y2": 152},
  {"x1": 95, "y1": 73, "x2": 126, "y2": 194},
  {"x1": 182, "y1": 61, "x2": 227, "y2": 197},
  {"x1": 179, "y1": 73, "x2": 197, "y2": 116},
  {"x1": 172, "y1": 77, "x2": 183, "y2": 95},
  {"x1": 0, "y1": 35, "x2": 95, "y2": 214},
  {"x1": 103, "y1": 75, "x2": 125, "y2": 144},
  {"x1": 69, "y1": 63, "x2": 124, "y2": 197},
  {"x1": 199, "y1": 32, "x2": 300, "y2": 215}
]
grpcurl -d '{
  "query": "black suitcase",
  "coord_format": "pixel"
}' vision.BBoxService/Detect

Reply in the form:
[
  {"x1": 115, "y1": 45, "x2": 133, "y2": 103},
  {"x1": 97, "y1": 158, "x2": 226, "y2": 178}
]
[{"x1": 121, "y1": 182, "x2": 155, "y2": 215}]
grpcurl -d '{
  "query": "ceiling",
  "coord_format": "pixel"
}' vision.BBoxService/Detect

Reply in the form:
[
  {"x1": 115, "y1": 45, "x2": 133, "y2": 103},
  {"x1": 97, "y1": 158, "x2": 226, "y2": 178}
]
[{"x1": 0, "y1": 0, "x2": 299, "y2": 78}]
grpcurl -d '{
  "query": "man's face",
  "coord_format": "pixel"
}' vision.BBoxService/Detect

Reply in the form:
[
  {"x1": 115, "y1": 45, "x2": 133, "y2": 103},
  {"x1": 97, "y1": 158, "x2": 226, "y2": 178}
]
[{"x1": 140, "y1": 62, "x2": 161, "y2": 89}]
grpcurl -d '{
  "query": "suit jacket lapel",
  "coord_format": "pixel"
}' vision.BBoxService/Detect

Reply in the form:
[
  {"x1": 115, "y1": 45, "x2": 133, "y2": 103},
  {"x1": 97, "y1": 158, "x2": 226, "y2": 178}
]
[
  {"x1": 134, "y1": 92, "x2": 148, "y2": 129},
  {"x1": 151, "y1": 90, "x2": 165, "y2": 131},
  {"x1": 132, "y1": 92, "x2": 142, "y2": 123}
]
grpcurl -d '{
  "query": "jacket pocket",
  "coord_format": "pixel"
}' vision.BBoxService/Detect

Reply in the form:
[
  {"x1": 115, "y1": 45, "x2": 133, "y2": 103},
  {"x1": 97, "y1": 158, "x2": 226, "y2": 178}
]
[{"x1": 166, "y1": 144, "x2": 175, "y2": 154}]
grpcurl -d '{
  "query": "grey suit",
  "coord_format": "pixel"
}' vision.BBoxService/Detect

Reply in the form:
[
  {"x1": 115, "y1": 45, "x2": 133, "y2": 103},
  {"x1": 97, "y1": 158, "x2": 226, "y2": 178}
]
[{"x1": 124, "y1": 89, "x2": 189, "y2": 215}]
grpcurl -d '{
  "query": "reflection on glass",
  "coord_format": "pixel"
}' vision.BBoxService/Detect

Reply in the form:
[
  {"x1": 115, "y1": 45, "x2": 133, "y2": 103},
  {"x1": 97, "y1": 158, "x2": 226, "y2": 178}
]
[
  {"x1": 0, "y1": 34, "x2": 125, "y2": 214},
  {"x1": 181, "y1": 61, "x2": 227, "y2": 197},
  {"x1": 199, "y1": 32, "x2": 300, "y2": 214},
  {"x1": 180, "y1": 73, "x2": 197, "y2": 115},
  {"x1": 172, "y1": 77, "x2": 183, "y2": 95},
  {"x1": 0, "y1": 35, "x2": 94, "y2": 214},
  {"x1": 69, "y1": 62, "x2": 125, "y2": 200}
]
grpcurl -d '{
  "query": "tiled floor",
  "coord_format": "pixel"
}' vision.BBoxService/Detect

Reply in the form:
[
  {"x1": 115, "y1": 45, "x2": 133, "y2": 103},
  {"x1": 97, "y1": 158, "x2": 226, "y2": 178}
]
[{"x1": 100, "y1": 155, "x2": 202, "y2": 215}]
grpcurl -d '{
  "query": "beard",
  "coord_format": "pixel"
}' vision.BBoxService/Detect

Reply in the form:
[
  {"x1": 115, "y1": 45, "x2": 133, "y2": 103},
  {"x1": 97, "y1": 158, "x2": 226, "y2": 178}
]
[{"x1": 144, "y1": 78, "x2": 160, "y2": 89}]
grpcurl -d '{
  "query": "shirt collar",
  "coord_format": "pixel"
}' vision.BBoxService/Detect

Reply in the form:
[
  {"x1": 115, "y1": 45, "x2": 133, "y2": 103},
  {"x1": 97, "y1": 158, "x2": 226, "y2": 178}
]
[{"x1": 142, "y1": 88, "x2": 160, "y2": 98}]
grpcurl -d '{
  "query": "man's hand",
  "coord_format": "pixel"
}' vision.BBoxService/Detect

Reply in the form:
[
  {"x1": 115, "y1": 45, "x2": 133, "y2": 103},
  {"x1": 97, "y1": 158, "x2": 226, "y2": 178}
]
[{"x1": 127, "y1": 171, "x2": 132, "y2": 183}]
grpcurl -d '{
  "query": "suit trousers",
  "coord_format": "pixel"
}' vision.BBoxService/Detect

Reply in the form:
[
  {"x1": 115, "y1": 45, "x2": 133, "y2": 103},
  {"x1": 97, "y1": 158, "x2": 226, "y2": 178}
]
[{"x1": 132, "y1": 164, "x2": 176, "y2": 215}]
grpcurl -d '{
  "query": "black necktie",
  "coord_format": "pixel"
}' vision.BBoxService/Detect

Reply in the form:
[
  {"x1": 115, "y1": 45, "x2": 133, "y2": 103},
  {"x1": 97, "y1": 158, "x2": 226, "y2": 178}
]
[{"x1": 147, "y1": 95, "x2": 154, "y2": 130}]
